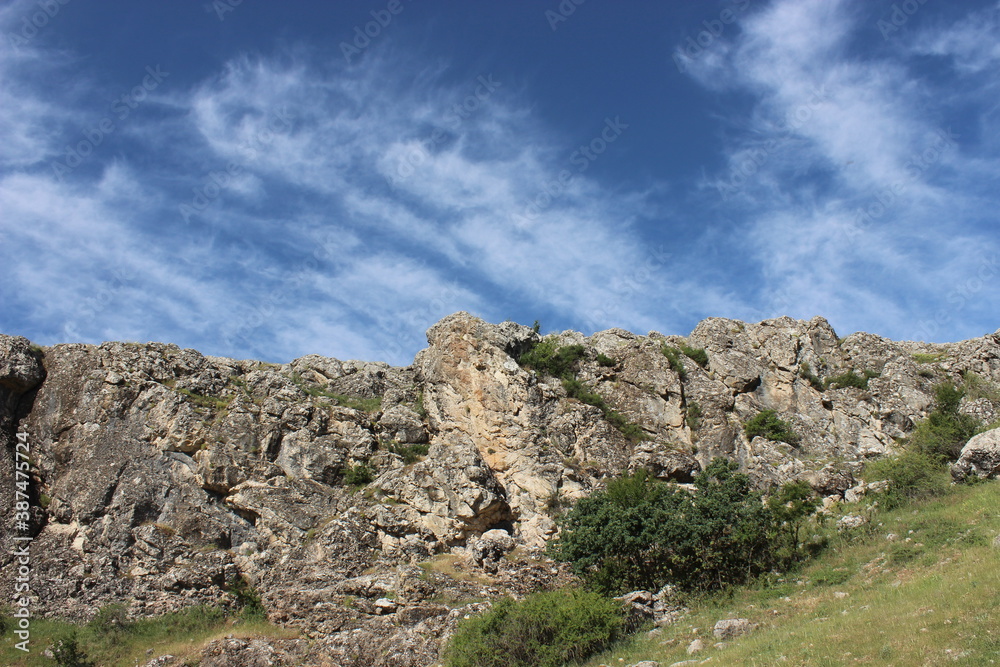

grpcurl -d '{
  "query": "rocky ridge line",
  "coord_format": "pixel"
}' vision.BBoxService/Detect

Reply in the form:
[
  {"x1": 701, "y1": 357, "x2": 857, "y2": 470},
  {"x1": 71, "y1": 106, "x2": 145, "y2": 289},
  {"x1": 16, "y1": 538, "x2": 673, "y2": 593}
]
[{"x1": 2, "y1": 313, "x2": 999, "y2": 666}]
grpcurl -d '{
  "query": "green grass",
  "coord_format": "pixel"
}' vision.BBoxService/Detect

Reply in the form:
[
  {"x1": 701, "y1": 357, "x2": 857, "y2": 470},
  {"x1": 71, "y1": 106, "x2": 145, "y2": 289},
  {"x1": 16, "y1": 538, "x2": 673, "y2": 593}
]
[
  {"x1": 576, "y1": 479, "x2": 1000, "y2": 666},
  {"x1": 173, "y1": 387, "x2": 232, "y2": 411},
  {"x1": 660, "y1": 344, "x2": 687, "y2": 380},
  {"x1": 382, "y1": 439, "x2": 430, "y2": 464},
  {"x1": 679, "y1": 344, "x2": 709, "y2": 368},
  {"x1": 913, "y1": 352, "x2": 946, "y2": 364},
  {"x1": 0, "y1": 605, "x2": 298, "y2": 667},
  {"x1": 798, "y1": 363, "x2": 824, "y2": 391},
  {"x1": 825, "y1": 369, "x2": 879, "y2": 390},
  {"x1": 287, "y1": 373, "x2": 383, "y2": 412},
  {"x1": 963, "y1": 372, "x2": 1000, "y2": 403}
]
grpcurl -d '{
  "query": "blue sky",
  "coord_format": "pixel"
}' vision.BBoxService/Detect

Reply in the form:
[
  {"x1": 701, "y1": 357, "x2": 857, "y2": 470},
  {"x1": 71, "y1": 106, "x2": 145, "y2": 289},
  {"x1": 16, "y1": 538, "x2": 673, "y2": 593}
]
[{"x1": 1, "y1": 0, "x2": 997, "y2": 365}]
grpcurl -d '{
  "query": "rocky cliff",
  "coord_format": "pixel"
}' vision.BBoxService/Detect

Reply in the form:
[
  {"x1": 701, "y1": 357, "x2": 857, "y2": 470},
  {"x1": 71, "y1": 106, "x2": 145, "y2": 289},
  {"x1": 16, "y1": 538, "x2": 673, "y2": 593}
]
[{"x1": 2, "y1": 313, "x2": 999, "y2": 665}]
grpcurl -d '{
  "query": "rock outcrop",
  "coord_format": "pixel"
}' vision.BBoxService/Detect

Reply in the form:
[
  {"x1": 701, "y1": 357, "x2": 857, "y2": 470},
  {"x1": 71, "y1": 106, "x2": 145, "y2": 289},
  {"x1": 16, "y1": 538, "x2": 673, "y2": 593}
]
[
  {"x1": 2, "y1": 314, "x2": 999, "y2": 665},
  {"x1": 951, "y1": 427, "x2": 1000, "y2": 481}
]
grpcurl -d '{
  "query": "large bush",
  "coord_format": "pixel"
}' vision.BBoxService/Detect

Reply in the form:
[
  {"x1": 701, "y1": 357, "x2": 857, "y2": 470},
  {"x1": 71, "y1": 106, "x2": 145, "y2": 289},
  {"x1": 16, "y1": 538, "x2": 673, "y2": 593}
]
[
  {"x1": 550, "y1": 460, "x2": 790, "y2": 594},
  {"x1": 518, "y1": 339, "x2": 586, "y2": 380},
  {"x1": 444, "y1": 588, "x2": 623, "y2": 667},
  {"x1": 909, "y1": 382, "x2": 980, "y2": 462},
  {"x1": 862, "y1": 449, "x2": 949, "y2": 510},
  {"x1": 744, "y1": 410, "x2": 800, "y2": 445}
]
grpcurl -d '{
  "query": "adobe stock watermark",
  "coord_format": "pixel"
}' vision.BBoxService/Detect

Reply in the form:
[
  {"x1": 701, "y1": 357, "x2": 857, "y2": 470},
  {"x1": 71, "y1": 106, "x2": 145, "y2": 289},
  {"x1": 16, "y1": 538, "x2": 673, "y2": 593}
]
[
  {"x1": 49, "y1": 65, "x2": 170, "y2": 181},
  {"x1": 374, "y1": 281, "x2": 467, "y2": 364},
  {"x1": 510, "y1": 116, "x2": 629, "y2": 228},
  {"x1": 340, "y1": 0, "x2": 413, "y2": 64},
  {"x1": 384, "y1": 74, "x2": 502, "y2": 189},
  {"x1": 845, "y1": 127, "x2": 958, "y2": 240},
  {"x1": 912, "y1": 253, "x2": 998, "y2": 343},
  {"x1": 10, "y1": 431, "x2": 35, "y2": 653},
  {"x1": 5, "y1": 0, "x2": 70, "y2": 51},
  {"x1": 876, "y1": 0, "x2": 930, "y2": 40},
  {"x1": 545, "y1": 0, "x2": 587, "y2": 31},
  {"x1": 716, "y1": 87, "x2": 828, "y2": 201},
  {"x1": 673, "y1": 0, "x2": 751, "y2": 73},
  {"x1": 179, "y1": 106, "x2": 294, "y2": 224},
  {"x1": 581, "y1": 244, "x2": 672, "y2": 334},
  {"x1": 210, "y1": 0, "x2": 243, "y2": 21},
  {"x1": 60, "y1": 266, "x2": 135, "y2": 341},
  {"x1": 221, "y1": 227, "x2": 346, "y2": 349}
]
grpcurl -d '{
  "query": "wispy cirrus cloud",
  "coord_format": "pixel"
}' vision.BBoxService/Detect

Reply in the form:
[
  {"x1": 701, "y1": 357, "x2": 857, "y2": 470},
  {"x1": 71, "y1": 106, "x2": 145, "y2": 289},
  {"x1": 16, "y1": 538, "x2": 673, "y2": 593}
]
[
  {"x1": 0, "y1": 27, "x2": 680, "y2": 363},
  {"x1": 678, "y1": 0, "x2": 1000, "y2": 342}
]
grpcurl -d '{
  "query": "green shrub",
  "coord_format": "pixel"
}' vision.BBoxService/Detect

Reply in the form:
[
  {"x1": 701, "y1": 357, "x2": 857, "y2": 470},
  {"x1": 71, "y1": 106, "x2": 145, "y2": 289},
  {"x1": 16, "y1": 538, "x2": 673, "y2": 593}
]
[
  {"x1": 562, "y1": 377, "x2": 607, "y2": 410},
  {"x1": 562, "y1": 379, "x2": 647, "y2": 443},
  {"x1": 912, "y1": 352, "x2": 945, "y2": 364},
  {"x1": 383, "y1": 440, "x2": 430, "y2": 464},
  {"x1": 767, "y1": 479, "x2": 821, "y2": 546},
  {"x1": 685, "y1": 401, "x2": 703, "y2": 430},
  {"x1": 604, "y1": 411, "x2": 647, "y2": 443},
  {"x1": 862, "y1": 450, "x2": 949, "y2": 510},
  {"x1": 660, "y1": 345, "x2": 687, "y2": 380},
  {"x1": 679, "y1": 344, "x2": 709, "y2": 368},
  {"x1": 825, "y1": 369, "x2": 877, "y2": 390},
  {"x1": 443, "y1": 588, "x2": 624, "y2": 667},
  {"x1": 962, "y1": 372, "x2": 1000, "y2": 402},
  {"x1": 226, "y1": 574, "x2": 266, "y2": 621},
  {"x1": 53, "y1": 631, "x2": 95, "y2": 667},
  {"x1": 174, "y1": 387, "x2": 232, "y2": 411},
  {"x1": 909, "y1": 382, "x2": 980, "y2": 462},
  {"x1": 550, "y1": 460, "x2": 782, "y2": 594},
  {"x1": 343, "y1": 463, "x2": 374, "y2": 486},
  {"x1": 88, "y1": 603, "x2": 131, "y2": 637},
  {"x1": 744, "y1": 410, "x2": 800, "y2": 445},
  {"x1": 596, "y1": 352, "x2": 616, "y2": 367},
  {"x1": 518, "y1": 339, "x2": 586, "y2": 379},
  {"x1": 799, "y1": 363, "x2": 824, "y2": 391},
  {"x1": 413, "y1": 390, "x2": 428, "y2": 418}
]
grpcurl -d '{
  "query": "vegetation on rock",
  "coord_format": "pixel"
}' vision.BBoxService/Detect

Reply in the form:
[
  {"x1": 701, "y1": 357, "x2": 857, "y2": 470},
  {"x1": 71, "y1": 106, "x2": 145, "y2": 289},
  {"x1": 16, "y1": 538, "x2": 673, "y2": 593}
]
[
  {"x1": 908, "y1": 382, "x2": 981, "y2": 462},
  {"x1": 744, "y1": 409, "x2": 800, "y2": 445}
]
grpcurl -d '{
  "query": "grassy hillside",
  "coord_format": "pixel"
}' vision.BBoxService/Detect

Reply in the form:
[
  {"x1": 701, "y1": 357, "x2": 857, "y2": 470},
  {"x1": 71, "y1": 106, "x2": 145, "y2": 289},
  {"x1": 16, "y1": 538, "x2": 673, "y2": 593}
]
[
  {"x1": 0, "y1": 605, "x2": 298, "y2": 666},
  {"x1": 579, "y1": 478, "x2": 1000, "y2": 666}
]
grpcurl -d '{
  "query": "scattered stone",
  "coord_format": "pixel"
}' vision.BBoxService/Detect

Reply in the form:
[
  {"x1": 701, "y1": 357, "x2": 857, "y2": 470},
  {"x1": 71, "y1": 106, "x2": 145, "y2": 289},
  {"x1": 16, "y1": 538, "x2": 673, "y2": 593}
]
[
  {"x1": 374, "y1": 598, "x2": 397, "y2": 614},
  {"x1": 713, "y1": 618, "x2": 756, "y2": 640},
  {"x1": 838, "y1": 514, "x2": 868, "y2": 531},
  {"x1": 834, "y1": 591, "x2": 849, "y2": 599},
  {"x1": 687, "y1": 638, "x2": 704, "y2": 654}
]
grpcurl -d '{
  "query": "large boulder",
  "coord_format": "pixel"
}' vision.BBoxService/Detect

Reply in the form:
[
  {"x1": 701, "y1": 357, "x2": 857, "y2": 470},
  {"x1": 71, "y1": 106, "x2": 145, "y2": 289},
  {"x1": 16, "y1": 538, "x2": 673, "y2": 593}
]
[{"x1": 951, "y1": 428, "x2": 1000, "y2": 481}]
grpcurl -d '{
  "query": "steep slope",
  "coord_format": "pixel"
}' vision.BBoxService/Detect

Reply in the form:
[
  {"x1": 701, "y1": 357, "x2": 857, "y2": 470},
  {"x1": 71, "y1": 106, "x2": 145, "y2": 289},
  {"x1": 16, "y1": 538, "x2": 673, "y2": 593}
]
[{"x1": 1, "y1": 313, "x2": 998, "y2": 665}]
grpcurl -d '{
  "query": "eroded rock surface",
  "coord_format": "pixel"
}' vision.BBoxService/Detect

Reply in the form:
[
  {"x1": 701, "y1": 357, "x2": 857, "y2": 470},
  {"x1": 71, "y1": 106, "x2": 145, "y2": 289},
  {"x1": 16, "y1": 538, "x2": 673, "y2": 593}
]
[{"x1": 2, "y1": 317, "x2": 999, "y2": 665}]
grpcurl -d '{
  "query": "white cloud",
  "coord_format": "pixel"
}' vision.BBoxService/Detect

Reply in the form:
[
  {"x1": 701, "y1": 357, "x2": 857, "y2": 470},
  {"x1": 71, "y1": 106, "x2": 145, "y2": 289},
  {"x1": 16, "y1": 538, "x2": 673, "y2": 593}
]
[
  {"x1": 912, "y1": 1, "x2": 1000, "y2": 73},
  {"x1": 1, "y1": 35, "x2": 684, "y2": 362},
  {"x1": 683, "y1": 0, "x2": 1000, "y2": 341}
]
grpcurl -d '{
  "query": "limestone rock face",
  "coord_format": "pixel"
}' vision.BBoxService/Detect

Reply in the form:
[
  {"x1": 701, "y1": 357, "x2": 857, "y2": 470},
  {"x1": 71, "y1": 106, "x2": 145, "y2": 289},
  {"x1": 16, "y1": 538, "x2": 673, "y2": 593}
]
[
  {"x1": 2, "y1": 314, "x2": 999, "y2": 666},
  {"x1": 952, "y1": 428, "x2": 1000, "y2": 481}
]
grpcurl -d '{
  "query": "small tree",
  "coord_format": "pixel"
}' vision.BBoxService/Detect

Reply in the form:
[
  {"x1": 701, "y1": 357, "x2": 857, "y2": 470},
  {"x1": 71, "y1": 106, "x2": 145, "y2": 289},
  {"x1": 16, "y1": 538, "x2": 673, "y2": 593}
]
[
  {"x1": 767, "y1": 479, "x2": 821, "y2": 546},
  {"x1": 53, "y1": 632, "x2": 95, "y2": 667}
]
